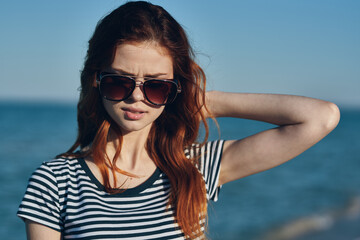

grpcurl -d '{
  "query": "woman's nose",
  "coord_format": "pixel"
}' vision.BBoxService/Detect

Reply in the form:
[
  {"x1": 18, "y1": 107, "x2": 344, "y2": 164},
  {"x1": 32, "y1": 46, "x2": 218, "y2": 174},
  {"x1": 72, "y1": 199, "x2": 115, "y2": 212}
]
[{"x1": 129, "y1": 83, "x2": 145, "y2": 102}]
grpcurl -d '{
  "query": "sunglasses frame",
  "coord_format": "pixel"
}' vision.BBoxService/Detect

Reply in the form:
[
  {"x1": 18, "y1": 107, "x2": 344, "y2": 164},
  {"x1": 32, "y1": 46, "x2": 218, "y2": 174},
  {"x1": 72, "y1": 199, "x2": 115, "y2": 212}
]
[{"x1": 96, "y1": 72, "x2": 182, "y2": 106}]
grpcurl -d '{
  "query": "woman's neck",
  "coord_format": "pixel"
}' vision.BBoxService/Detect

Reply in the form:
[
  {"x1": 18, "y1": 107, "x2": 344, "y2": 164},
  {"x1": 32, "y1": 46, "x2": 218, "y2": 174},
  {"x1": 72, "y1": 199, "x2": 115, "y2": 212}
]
[{"x1": 106, "y1": 126, "x2": 154, "y2": 174}]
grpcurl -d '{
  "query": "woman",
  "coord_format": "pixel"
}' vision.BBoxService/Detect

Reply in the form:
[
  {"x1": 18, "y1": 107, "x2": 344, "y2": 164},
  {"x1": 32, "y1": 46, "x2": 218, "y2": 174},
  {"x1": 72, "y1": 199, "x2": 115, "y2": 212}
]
[{"x1": 17, "y1": 1, "x2": 340, "y2": 239}]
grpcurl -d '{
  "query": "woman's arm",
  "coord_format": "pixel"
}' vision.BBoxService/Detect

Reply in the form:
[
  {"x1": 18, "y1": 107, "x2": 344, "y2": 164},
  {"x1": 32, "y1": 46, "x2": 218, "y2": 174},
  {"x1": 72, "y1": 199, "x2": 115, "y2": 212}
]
[
  {"x1": 204, "y1": 91, "x2": 340, "y2": 185},
  {"x1": 25, "y1": 220, "x2": 61, "y2": 240}
]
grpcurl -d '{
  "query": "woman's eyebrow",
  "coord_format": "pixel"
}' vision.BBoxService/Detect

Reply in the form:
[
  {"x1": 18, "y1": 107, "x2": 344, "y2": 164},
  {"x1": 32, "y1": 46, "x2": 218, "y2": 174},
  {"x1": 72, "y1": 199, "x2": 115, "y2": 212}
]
[
  {"x1": 144, "y1": 72, "x2": 168, "y2": 78},
  {"x1": 111, "y1": 68, "x2": 169, "y2": 78},
  {"x1": 110, "y1": 68, "x2": 134, "y2": 76}
]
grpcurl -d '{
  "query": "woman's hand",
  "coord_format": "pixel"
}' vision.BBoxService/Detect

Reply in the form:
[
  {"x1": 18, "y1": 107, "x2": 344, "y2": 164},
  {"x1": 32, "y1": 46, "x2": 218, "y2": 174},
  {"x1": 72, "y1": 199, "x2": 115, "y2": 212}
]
[{"x1": 204, "y1": 91, "x2": 340, "y2": 185}]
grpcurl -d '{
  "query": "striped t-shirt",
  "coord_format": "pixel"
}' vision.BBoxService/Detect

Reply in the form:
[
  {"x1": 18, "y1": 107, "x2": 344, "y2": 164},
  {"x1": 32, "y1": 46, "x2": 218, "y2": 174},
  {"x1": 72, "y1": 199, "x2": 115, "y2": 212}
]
[{"x1": 17, "y1": 140, "x2": 224, "y2": 239}]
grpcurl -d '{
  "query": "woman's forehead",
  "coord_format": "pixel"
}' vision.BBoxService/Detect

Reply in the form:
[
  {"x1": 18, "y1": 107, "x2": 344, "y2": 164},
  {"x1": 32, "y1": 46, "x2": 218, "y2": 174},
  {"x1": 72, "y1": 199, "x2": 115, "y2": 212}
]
[{"x1": 111, "y1": 42, "x2": 174, "y2": 77}]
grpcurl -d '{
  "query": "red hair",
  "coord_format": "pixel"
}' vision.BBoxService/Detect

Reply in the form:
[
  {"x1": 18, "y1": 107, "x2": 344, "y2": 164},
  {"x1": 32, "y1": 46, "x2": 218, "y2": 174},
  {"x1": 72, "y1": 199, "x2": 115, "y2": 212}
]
[{"x1": 59, "y1": 2, "x2": 211, "y2": 238}]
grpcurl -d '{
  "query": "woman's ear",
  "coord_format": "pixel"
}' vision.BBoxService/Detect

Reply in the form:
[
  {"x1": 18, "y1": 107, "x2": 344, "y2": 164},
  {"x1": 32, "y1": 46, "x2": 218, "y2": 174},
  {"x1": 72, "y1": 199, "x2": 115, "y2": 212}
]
[{"x1": 93, "y1": 73, "x2": 98, "y2": 87}]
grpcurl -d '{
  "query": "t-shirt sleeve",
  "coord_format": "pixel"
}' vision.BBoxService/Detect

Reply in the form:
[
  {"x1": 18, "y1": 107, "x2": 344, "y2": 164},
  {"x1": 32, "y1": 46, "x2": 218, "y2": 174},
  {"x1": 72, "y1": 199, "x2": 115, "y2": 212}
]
[
  {"x1": 17, "y1": 162, "x2": 62, "y2": 232},
  {"x1": 186, "y1": 140, "x2": 225, "y2": 202}
]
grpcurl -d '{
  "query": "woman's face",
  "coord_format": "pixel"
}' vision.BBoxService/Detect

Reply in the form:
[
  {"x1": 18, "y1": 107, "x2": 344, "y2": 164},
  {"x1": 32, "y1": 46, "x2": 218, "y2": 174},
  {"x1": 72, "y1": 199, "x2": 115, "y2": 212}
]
[{"x1": 102, "y1": 42, "x2": 174, "y2": 134}]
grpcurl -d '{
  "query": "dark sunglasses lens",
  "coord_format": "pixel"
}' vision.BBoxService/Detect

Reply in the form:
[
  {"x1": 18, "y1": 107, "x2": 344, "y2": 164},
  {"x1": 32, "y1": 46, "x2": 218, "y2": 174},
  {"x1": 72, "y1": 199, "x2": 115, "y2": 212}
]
[
  {"x1": 144, "y1": 80, "x2": 177, "y2": 105},
  {"x1": 100, "y1": 76, "x2": 134, "y2": 101}
]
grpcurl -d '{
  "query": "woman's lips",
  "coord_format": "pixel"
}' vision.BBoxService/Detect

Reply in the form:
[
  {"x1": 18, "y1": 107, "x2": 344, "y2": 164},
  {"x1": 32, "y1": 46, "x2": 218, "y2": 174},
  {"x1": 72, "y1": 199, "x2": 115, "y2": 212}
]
[{"x1": 122, "y1": 107, "x2": 146, "y2": 120}]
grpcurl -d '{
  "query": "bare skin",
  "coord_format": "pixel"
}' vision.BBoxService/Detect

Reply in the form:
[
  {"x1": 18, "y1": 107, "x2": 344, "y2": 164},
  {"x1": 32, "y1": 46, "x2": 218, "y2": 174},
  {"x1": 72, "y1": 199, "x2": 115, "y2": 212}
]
[
  {"x1": 24, "y1": 42, "x2": 340, "y2": 239},
  {"x1": 204, "y1": 91, "x2": 340, "y2": 185},
  {"x1": 25, "y1": 220, "x2": 62, "y2": 240}
]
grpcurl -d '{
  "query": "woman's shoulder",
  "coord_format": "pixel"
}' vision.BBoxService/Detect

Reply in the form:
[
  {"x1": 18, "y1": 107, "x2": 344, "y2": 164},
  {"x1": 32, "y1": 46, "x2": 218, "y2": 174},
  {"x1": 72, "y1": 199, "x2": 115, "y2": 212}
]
[
  {"x1": 185, "y1": 139, "x2": 225, "y2": 175},
  {"x1": 185, "y1": 140, "x2": 225, "y2": 201},
  {"x1": 185, "y1": 139, "x2": 225, "y2": 158},
  {"x1": 33, "y1": 156, "x2": 83, "y2": 178}
]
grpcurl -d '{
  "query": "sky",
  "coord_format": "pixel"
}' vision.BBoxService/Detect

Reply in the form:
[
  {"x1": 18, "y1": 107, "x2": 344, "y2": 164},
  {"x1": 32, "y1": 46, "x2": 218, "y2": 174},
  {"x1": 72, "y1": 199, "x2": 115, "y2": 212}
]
[{"x1": 0, "y1": 0, "x2": 359, "y2": 107}]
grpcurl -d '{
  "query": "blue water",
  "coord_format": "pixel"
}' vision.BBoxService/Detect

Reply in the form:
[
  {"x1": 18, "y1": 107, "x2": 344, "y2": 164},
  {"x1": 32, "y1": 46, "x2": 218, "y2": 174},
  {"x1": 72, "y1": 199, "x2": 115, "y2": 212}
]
[{"x1": 1, "y1": 101, "x2": 359, "y2": 240}]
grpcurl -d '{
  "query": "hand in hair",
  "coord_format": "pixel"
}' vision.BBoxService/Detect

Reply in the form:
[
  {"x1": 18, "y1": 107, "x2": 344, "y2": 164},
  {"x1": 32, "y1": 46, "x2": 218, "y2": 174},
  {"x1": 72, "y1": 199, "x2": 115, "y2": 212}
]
[{"x1": 203, "y1": 91, "x2": 340, "y2": 185}]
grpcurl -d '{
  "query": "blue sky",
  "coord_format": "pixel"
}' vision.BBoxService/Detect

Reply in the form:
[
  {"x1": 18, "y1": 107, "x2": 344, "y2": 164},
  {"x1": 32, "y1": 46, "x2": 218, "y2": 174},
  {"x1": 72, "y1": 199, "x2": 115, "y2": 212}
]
[{"x1": 1, "y1": 0, "x2": 359, "y2": 107}]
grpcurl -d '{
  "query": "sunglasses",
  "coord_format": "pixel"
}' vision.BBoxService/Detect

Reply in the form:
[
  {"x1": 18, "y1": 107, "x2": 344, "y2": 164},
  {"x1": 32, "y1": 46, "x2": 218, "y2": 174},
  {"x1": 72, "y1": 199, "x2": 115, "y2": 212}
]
[{"x1": 96, "y1": 72, "x2": 182, "y2": 106}]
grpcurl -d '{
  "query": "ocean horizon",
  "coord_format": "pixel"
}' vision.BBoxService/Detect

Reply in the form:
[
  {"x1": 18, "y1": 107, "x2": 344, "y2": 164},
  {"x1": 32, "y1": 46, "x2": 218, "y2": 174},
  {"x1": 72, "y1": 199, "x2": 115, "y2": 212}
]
[{"x1": 1, "y1": 101, "x2": 359, "y2": 240}]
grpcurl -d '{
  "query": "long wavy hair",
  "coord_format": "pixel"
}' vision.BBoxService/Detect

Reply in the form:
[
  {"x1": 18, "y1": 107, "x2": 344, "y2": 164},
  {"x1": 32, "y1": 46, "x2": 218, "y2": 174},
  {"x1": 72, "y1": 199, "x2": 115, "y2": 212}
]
[{"x1": 59, "y1": 1, "x2": 211, "y2": 238}]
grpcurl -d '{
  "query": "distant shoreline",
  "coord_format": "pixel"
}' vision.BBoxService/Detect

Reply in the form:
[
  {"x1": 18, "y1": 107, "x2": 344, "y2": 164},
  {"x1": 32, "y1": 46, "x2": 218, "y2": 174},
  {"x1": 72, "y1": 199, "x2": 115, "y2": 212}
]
[{"x1": 1, "y1": 99, "x2": 360, "y2": 111}]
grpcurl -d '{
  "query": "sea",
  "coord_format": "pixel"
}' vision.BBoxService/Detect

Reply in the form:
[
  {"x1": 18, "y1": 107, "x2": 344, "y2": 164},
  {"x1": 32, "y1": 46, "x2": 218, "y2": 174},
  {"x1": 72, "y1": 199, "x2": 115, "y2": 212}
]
[{"x1": 0, "y1": 101, "x2": 359, "y2": 240}]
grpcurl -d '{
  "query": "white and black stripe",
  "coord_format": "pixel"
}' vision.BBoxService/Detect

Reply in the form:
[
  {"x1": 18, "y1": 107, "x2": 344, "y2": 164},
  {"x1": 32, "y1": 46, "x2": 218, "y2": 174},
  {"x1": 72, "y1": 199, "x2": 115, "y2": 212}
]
[{"x1": 17, "y1": 140, "x2": 224, "y2": 239}]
